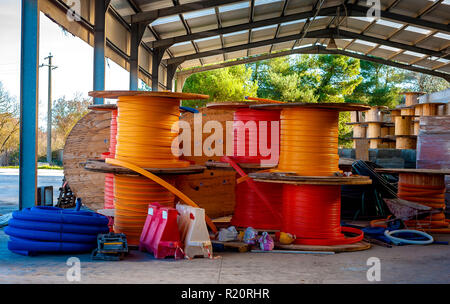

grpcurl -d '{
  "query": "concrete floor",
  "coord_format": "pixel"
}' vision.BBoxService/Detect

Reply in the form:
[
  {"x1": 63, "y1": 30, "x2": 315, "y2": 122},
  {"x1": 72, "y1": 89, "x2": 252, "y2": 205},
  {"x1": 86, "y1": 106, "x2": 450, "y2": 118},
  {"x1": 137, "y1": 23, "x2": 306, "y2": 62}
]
[{"x1": 0, "y1": 229, "x2": 449, "y2": 284}]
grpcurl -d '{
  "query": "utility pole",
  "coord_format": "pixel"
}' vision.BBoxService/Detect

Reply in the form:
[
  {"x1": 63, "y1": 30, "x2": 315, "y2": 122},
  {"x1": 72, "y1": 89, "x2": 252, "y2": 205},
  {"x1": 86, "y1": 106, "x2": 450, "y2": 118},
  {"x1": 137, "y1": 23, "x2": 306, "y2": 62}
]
[{"x1": 39, "y1": 53, "x2": 57, "y2": 164}]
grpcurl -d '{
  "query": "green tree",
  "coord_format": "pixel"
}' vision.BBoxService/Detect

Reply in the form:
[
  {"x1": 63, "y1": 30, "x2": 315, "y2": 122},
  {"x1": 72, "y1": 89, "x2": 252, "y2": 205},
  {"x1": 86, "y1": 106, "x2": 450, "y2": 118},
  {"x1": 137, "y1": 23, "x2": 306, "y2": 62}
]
[
  {"x1": 0, "y1": 82, "x2": 19, "y2": 161},
  {"x1": 347, "y1": 61, "x2": 409, "y2": 108},
  {"x1": 406, "y1": 72, "x2": 449, "y2": 93},
  {"x1": 51, "y1": 93, "x2": 90, "y2": 150},
  {"x1": 248, "y1": 54, "x2": 362, "y2": 103},
  {"x1": 182, "y1": 65, "x2": 258, "y2": 107}
]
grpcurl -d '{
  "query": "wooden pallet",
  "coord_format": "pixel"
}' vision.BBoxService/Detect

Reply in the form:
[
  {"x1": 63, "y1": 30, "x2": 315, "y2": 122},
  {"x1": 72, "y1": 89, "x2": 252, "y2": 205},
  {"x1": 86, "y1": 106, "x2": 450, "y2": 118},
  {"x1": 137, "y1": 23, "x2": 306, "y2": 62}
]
[{"x1": 275, "y1": 241, "x2": 371, "y2": 253}]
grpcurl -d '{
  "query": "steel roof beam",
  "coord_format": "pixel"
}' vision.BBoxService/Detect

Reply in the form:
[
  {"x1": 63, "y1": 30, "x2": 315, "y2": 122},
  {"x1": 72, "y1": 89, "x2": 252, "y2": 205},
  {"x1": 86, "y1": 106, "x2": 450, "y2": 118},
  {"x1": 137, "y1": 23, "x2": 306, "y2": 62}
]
[
  {"x1": 176, "y1": 45, "x2": 450, "y2": 81},
  {"x1": 129, "y1": 0, "x2": 245, "y2": 24},
  {"x1": 147, "y1": 5, "x2": 449, "y2": 49},
  {"x1": 165, "y1": 28, "x2": 446, "y2": 64}
]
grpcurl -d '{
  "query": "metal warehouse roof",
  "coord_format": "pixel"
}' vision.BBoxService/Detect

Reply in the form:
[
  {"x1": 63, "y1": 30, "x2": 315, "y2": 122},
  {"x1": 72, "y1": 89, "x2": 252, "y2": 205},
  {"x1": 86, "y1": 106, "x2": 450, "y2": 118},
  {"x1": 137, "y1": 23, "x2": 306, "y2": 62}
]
[
  {"x1": 43, "y1": 0, "x2": 450, "y2": 90},
  {"x1": 108, "y1": 0, "x2": 450, "y2": 79}
]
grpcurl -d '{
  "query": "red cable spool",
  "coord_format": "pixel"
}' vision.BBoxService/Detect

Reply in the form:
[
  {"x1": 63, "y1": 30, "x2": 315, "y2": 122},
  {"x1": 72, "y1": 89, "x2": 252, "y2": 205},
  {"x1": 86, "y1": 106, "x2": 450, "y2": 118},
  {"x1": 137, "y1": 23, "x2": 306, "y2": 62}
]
[
  {"x1": 232, "y1": 109, "x2": 280, "y2": 164},
  {"x1": 232, "y1": 181, "x2": 283, "y2": 230},
  {"x1": 102, "y1": 109, "x2": 118, "y2": 209},
  {"x1": 283, "y1": 184, "x2": 363, "y2": 245},
  {"x1": 229, "y1": 109, "x2": 282, "y2": 230}
]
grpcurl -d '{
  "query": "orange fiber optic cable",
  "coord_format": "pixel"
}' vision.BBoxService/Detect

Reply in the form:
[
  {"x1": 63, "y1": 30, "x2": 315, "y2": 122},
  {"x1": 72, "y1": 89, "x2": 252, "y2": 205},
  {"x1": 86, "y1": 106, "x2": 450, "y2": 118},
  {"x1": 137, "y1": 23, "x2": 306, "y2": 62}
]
[{"x1": 109, "y1": 96, "x2": 216, "y2": 245}]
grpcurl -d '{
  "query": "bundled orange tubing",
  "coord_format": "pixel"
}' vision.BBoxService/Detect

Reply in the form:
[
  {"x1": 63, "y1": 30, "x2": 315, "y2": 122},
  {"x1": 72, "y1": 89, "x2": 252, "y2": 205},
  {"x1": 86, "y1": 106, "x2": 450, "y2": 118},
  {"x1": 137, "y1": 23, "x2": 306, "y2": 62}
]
[
  {"x1": 115, "y1": 96, "x2": 190, "y2": 168},
  {"x1": 398, "y1": 183, "x2": 448, "y2": 229},
  {"x1": 276, "y1": 107, "x2": 363, "y2": 245},
  {"x1": 102, "y1": 109, "x2": 117, "y2": 209},
  {"x1": 277, "y1": 108, "x2": 339, "y2": 176},
  {"x1": 111, "y1": 96, "x2": 204, "y2": 245},
  {"x1": 284, "y1": 185, "x2": 363, "y2": 245},
  {"x1": 113, "y1": 175, "x2": 175, "y2": 243}
]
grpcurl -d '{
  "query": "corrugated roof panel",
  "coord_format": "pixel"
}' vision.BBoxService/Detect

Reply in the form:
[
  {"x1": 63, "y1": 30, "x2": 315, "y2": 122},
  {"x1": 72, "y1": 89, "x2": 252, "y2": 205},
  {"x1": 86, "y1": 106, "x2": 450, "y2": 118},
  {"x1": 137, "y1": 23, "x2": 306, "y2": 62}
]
[
  {"x1": 110, "y1": 0, "x2": 135, "y2": 16},
  {"x1": 391, "y1": 52, "x2": 424, "y2": 64},
  {"x1": 389, "y1": 0, "x2": 424, "y2": 17},
  {"x1": 335, "y1": 39, "x2": 352, "y2": 49},
  {"x1": 195, "y1": 37, "x2": 222, "y2": 52},
  {"x1": 364, "y1": 20, "x2": 405, "y2": 39},
  {"x1": 183, "y1": 8, "x2": 216, "y2": 19},
  {"x1": 202, "y1": 54, "x2": 225, "y2": 64},
  {"x1": 248, "y1": 45, "x2": 272, "y2": 56},
  {"x1": 254, "y1": 0, "x2": 285, "y2": 21},
  {"x1": 187, "y1": 15, "x2": 218, "y2": 33},
  {"x1": 180, "y1": 58, "x2": 202, "y2": 69},
  {"x1": 415, "y1": 57, "x2": 450, "y2": 70},
  {"x1": 168, "y1": 43, "x2": 196, "y2": 57},
  {"x1": 390, "y1": 28, "x2": 431, "y2": 46},
  {"x1": 141, "y1": 28, "x2": 156, "y2": 43},
  {"x1": 220, "y1": 11, "x2": 249, "y2": 27},
  {"x1": 416, "y1": 36, "x2": 450, "y2": 51},
  {"x1": 251, "y1": 27, "x2": 278, "y2": 43},
  {"x1": 284, "y1": 0, "x2": 315, "y2": 15},
  {"x1": 278, "y1": 20, "x2": 305, "y2": 37},
  {"x1": 346, "y1": 42, "x2": 376, "y2": 54},
  {"x1": 370, "y1": 47, "x2": 400, "y2": 58},
  {"x1": 271, "y1": 41, "x2": 295, "y2": 51},
  {"x1": 135, "y1": 0, "x2": 173, "y2": 11},
  {"x1": 224, "y1": 50, "x2": 248, "y2": 60},
  {"x1": 223, "y1": 31, "x2": 249, "y2": 47},
  {"x1": 307, "y1": 16, "x2": 333, "y2": 31},
  {"x1": 435, "y1": 63, "x2": 450, "y2": 73},
  {"x1": 422, "y1": 1, "x2": 450, "y2": 24},
  {"x1": 293, "y1": 38, "x2": 316, "y2": 47},
  {"x1": 219, "y1": 1, "x2": 250, "y2": 13},
  {"x1": 338, "y1": 17, "x2": 370, "y2": 33}
]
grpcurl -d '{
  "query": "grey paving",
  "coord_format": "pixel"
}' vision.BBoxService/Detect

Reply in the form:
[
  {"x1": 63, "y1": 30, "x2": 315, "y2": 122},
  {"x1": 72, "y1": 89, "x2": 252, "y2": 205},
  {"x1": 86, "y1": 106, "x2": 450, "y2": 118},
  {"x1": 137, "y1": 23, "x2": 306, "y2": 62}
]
[{"x1": 0, "y1": 229, "x2": 449, "y2": 284}]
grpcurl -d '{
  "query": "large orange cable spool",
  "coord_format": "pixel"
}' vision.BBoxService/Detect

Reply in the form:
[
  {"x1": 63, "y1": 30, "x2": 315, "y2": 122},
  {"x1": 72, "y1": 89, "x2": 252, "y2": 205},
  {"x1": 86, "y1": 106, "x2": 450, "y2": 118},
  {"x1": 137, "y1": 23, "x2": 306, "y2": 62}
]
[
  {"x1": 277, "y1": 108, "x2": 339, "y2": 176},
  {"x1": 112, "y1": 96, "x2": 189, "y2": 245},
  {"x1": 271, "y1": 105, "x2": 363, "y2": 246}
]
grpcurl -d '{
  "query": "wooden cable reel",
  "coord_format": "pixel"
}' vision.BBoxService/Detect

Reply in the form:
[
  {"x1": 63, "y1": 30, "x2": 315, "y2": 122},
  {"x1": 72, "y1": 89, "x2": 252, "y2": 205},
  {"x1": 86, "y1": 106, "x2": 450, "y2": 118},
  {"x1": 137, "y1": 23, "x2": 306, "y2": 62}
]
[{"x1": 63, "y1": 110, "x2": 111, "y2": 211}]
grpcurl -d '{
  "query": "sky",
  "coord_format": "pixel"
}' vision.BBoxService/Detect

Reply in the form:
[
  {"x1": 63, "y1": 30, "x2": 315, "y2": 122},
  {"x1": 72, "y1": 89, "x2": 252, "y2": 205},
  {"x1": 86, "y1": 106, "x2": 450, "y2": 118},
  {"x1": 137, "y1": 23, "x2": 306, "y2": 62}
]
[{"x1": 0, "y1": 0, "x2": 131, "y2": 129}]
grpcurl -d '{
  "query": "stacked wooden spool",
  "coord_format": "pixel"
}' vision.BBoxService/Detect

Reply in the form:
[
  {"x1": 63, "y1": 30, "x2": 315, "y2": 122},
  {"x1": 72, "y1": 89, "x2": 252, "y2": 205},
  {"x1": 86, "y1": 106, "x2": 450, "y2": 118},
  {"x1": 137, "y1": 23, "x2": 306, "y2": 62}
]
[
  {"x1": 390, "y1": 92, "x2": 424, "y2": 150},
  {"x1": 347, "y1": 106, "x2": 395, "y2": 149}
]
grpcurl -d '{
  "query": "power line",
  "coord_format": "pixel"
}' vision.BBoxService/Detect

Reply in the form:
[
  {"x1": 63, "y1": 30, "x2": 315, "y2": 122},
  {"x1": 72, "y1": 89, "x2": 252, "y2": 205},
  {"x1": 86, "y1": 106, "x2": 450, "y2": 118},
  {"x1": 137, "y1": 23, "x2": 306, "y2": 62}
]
[{"x1": 39, "y1": 52, "x2": 58, "y2": 164}]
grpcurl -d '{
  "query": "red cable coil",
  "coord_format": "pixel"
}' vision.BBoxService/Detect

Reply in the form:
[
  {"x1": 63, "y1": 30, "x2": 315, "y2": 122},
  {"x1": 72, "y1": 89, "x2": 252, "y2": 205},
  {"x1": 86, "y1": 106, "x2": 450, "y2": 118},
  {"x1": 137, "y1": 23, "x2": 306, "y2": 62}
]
[
  {"x1": 231, "y1": 181, "x2": 283, "y2": 230},
  {"x1": 283, "y1": 184, "x2": 363, "y2": 246},
  {"x1": 102, "y1": 109, "x2": 118, "y2": 209},
  {"x1": 232, "y1": 109, "x2": 280, "y2": 164}
]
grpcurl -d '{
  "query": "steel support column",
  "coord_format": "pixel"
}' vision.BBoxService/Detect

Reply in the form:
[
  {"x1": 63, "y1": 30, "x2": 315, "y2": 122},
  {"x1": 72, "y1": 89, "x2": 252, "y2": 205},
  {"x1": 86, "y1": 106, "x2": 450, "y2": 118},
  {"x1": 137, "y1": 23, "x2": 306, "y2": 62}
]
[
  {"x1": 166, "y1": 62, "x2": 182, "y2": 91},
  {"x1": 93, "y1": 0, "x2": 110, "y2": 104},
  {"x1": 19, "y1": 0, "x2": 39, "y2": 209},
  {"x1": 130, "y1": 22, "x2": 148, "y2": 90},
  {"x1": 151, "y1": 48, "x2": 166, "y2": 91}
]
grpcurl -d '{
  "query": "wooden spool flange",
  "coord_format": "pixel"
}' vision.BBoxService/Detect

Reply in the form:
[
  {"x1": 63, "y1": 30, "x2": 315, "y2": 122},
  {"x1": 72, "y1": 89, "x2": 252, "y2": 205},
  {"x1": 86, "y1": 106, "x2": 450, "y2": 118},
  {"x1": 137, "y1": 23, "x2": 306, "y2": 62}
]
[{"x1": 84, "y1": 159, "x2": 205, "y2": 176}]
